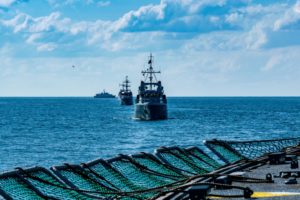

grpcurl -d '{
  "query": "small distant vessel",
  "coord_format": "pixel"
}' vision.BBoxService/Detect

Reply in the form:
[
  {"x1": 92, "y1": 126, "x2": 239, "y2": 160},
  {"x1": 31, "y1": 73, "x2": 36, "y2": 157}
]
[
  {"x1": 94, "y1": 90, "x2": 115, "y2": 98},
  {"x1": 134, "y1": 54, "x2": 167, "y2": 120},
  {"x1": 118, "y1": 76, "x2": 133, "y2": 105}
]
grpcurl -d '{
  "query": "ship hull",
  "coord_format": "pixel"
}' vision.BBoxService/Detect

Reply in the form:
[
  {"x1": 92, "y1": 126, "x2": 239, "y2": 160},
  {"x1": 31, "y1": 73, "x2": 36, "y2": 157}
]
[
  {"x1": 134, "y1": 103, "x2": 167, "y2": 120},
  {"x1": 120, "y1": 96, "x2": 133, "y2": 105},
  {"x1": 94, "y1": 92, "x2": 115, "y2": 98},
  {"x1": 94, "y1": 96, "x2": 115, "y2": 98}
]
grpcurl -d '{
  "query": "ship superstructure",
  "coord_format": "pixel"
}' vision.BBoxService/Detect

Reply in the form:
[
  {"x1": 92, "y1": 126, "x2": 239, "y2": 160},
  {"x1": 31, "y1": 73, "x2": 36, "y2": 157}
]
[
  {"x1": 118, "y1": 76, "x2": 133, "y2": 105},
  {"x1": 134, "y1": 54, "x2": 167, "y2": 120}
]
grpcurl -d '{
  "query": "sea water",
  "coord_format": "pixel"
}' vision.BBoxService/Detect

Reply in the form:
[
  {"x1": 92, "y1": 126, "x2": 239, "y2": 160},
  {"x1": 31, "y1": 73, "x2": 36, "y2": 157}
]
[{"x1": 1, "y1": 97, "x2": 300, "y2": 172}]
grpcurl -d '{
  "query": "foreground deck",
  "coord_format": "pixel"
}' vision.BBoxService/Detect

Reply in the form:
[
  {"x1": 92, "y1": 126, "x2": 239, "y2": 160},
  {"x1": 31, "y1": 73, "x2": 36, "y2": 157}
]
[{"x1": 1, "y1": 137, "x2": 300, "y2": 199}]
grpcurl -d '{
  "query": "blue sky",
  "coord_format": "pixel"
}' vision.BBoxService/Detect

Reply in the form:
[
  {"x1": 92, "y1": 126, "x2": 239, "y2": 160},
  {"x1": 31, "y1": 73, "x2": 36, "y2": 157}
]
[{"x1": 0, "y1": 0, "x2": 300, "y2": 96}]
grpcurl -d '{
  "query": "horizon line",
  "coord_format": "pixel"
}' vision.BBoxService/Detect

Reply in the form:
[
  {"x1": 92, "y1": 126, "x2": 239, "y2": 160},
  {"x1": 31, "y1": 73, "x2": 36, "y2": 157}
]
[{"x1": 1, "y1": 96, "x2": 300, "y2": 98}]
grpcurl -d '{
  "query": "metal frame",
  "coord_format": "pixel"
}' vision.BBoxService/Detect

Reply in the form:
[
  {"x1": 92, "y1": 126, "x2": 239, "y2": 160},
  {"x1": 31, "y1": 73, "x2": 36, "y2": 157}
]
[
  {"x1": 82, "y1": 158, "x2": 129, "y2": 190},
  {"x1": 204, "y1": 139, "x2": 246, "y2": 164},
  {"x1": 106, "y1": 154, "x2": 179, "y2": 183},
  {"x1": 51, "y1": 164, "x2": 115, "y2": 199},
  {"x1": 131, "y1": 152, "x2": 187, "y2": 177},
  {"x1": 185, "y1": 146, "x2": 222, "y2": 168},
  {"x1": 16, "y1": 166, "x2": 97, "y2": 199},
  {"x1": 0, "y1": 169, "x2": 48, "y2": 199},
  {"x1": 155, "y1": 146, "x2": 208, "y2": 175}
]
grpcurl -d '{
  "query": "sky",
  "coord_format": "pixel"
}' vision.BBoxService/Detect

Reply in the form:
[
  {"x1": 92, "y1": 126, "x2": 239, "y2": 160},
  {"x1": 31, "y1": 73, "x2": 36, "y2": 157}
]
[{"x1": 0, "y1": 0, "x2": 300, "y2": 96}]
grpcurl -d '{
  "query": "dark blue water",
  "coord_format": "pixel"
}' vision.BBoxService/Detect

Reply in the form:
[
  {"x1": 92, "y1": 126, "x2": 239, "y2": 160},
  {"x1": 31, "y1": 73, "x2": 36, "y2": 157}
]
[{"x1": 1, "y1": 97, "x2": 300, "y2": 172}]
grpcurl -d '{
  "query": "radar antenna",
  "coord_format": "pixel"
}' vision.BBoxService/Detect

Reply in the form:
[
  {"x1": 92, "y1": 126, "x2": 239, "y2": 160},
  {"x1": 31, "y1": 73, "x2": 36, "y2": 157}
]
[{"x1": 142, "y1": 53, "x2": 160, "y2": 90}]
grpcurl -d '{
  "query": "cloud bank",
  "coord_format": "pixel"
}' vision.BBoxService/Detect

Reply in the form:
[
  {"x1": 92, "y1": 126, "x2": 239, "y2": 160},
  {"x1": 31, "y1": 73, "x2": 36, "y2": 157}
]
[
  {"x1": 1, "y1": 0, "x2": 300, "y2": 52},
  {"x1": 1, "y1": 0, "x2": 300, "y2": 96}
]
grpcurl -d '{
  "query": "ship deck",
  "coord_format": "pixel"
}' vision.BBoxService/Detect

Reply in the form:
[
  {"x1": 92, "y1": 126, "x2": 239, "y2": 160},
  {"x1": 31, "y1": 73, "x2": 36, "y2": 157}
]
[
  {"x1": 157, "y1": 145, "x2": 300, "y2": 200},
  {"x1": 1, "y1": 138, "x2": 300, "y2": 199}
]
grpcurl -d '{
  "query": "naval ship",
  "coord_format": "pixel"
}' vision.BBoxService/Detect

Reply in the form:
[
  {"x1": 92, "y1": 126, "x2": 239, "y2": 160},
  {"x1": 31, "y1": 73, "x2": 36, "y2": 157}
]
[
  {"x1": 94, "y1": 90, "x2": 115, "y2": 98},
  {"x1": 118, "y1": 76, "x2": 133, "y2": 105},
  {"x1": 134, "y1": 54, "x2": 167, "y2": 120}
]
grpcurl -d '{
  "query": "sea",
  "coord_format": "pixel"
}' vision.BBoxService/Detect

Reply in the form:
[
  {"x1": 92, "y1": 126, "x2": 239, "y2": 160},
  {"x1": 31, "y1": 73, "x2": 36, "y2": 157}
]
[{"x1": 1, "y1": 97, "x2": 300, "y2": 172}]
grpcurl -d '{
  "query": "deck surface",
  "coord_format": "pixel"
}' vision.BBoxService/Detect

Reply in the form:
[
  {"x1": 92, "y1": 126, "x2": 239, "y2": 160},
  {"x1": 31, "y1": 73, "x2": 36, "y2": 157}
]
[{"x1": 210, "y1": 158, "x2": 300, "y2": 199}]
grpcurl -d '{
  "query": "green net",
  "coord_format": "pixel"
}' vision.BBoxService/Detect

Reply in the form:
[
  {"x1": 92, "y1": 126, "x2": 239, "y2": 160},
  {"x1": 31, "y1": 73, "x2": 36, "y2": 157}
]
[
  {"x1": 4, "y1": 138, "x2": 299, "y2": 199},
  {"x1": 0, "y1": 172, "x2": 44, "y2": 200},
  {"x1": 51, "y1": 165, "x2": 117, "y2": 199},
  {"x1": 186, "y1": 147, "x2": 222, "y2": 169},
  {"x1": 155, "y1": 147, "x2": 209, "y2": 175},
  {"x1": 223, "y1": 137, "x2": 300, "y2": 159},
  {"x1": 131, "y1": 153, "x2": 185, "y2": 179},
  {"x1": 205, "y1": 137, "x2": 300, "y2": 163},
  {"x1": 205, "y1": 140, "x2": 245, "y2": 163},
  {"x1": 180, "y1": 148, "x2": 216, "y2": 172},
  {"x1": 19, "y1": 167, "x2": 93, "y2": 200},
  {"x1": 84, "y1": 159, "x2": 143, "y2": 192},
  {"x1": 108, "y1": 155, "x2": 174, "y2": 189}
]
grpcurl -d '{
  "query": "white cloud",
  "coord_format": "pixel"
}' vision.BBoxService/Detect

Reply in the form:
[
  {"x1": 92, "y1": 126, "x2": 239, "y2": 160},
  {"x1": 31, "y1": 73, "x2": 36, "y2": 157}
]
[
  {"x1": 1, "y1": 0, "x2": 300, "y2": 96},
  {"x1": 47, "y1": 0, "x2": 76, "y2": 7},
  {"x1": 112, "y1": 0, "x2": 236, "y2": 33},
  {"x1": 262, "y1": 55, "x2": 282, "y2": 71},
  {"x1": 274, "y1": 0, "x2": 300, "y2": 31},
  {"x1": 47, "y1": 0, "x2": 110, "y2": 8},
  {"x1": 25, "y1": 33, "x2": 42, "y2": 44},
  {"x1": 261, "y1": 47, "x2": 300, "y2": 72},
  {"x1": 37, "y1": 43, "x2": 57, "y2": 52},
  {"x1": 97, "y1": 1, "x2": 110, "y2": 7},
  {"x1": 0, "y1": 0, "x2": 16, "y2": 7},
  {"x1": 245, "y1": 23, "x2": 268, "y2": 50},
  {"x1": 1, "y1": 0, "x2": 300, "y2": 53},
  {"x1": 1, "y1": 13, "x2": 31, "y2": 33}
]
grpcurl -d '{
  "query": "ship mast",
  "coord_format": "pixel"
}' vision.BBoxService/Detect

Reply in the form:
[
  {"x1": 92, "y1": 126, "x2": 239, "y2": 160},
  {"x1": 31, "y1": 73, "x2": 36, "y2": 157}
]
[
  {"x1": 120, "y1": 76, "x2": 130, "y2": 92},
  {"x1": 124, "y1": 76, "x2": 130, "y2": 91},
  {"x1": 142, "y1": 53, "x2": 160, "y2": 90}
]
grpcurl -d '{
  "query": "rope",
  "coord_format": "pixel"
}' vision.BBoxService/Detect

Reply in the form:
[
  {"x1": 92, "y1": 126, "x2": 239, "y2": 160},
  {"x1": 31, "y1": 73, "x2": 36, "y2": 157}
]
[
  {"x1": 16, "y1": 167, "x2": 145, "y2": 199},
  {"x1": 15, "y1": 167, "x2": 186, "y2": 198},
  {"x1": 63, "y1": 164, "x2": 119, "y2": 191},
  {"x1": 78, "y1": 163, "x2": 120, "y2": 191},
  {"x1": 123, "y1": 156, "x2": 184, "y2": 180},
  {"x1": 15, "y1": 165, "x2": 272, "y2": 200},
  {"x1": 187, "y1": 150, "x2": 220, "y2": 168},
  {"x1": 134, "y1": 153, "x2": 189, "y2": 177},
  {"x1": 159, "y1": 147, "x2": 208, "y2": 174}
]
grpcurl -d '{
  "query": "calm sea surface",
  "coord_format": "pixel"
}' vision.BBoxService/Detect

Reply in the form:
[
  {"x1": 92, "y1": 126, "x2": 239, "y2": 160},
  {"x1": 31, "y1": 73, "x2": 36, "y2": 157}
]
[{"x1": 1, "y1": 97, "x2": 300, "y2": 172}]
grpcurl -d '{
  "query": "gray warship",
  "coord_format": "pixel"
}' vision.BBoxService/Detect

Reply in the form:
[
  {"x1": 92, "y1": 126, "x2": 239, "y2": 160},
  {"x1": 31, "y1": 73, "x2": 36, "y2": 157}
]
[
  {"x1": 94, "y1": 90, "x2": 115, "y2": 98},
  {"x1": 118, "y1": 76, "x2": 133, "y2": 105},
  {"x1": 134, "y1": 54, "x2": 167, "y2": 120}
]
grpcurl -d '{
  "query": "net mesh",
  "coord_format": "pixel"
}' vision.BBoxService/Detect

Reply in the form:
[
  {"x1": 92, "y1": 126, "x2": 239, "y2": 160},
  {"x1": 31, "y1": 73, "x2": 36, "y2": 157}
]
[
  {"x1": 155, "y1": 147, "x2": 208, "y2": 175},
  {"x1": 205, "y1": 137, "x2": 300, "y2": 163},
  {"x1": 131, "y1": 153, "x2": 185, "y2": 179},
  {"x1": 108, "y1": 156, "x2": 174, "y2": 189},
  {"x1": 186, "y1": 147, "x2": 222, "y2": 169},
  {"x1": 0, "y1": 173, "x2": 43, "y2": 200},
  {"x1": 2, "y1": 137, "x2": 300, "y2": 199},
  {"x1": 205, "y1": 140, "x2": 244, "y2": 163},
  {"x1": 20, "y1": 167, "x2": 93, "y2": 200},
  {"x1": 225, "y1": 137, "x2": 300, "y2": 159},
  {"x1": 85, "y1": 159, "x2": 143, "y2": 192},
  {"x1": 51, "y1": 165, "x2": 117, "y2": 198},
  {"x1": 180, "y1": 148, "x2": 216, "y2": 172}
]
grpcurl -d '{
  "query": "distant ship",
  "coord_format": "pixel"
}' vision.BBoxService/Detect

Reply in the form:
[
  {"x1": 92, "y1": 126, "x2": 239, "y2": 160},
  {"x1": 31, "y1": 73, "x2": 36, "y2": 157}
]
[
  {"x1": 94, "y1": 90, "x2": 115, "y2": 98},
  {"x1": 134, "y1": 54, "x2": 167, "y2": 120},
  {"x1": 118, "y1": 76, "x2": 133, "y2": 105}
]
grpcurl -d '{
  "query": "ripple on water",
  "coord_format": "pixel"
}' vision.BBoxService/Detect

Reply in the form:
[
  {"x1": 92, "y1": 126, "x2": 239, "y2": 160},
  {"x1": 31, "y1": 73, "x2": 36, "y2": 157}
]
[{"x1": 1, "y1": 97, "x2": 300, "y2": 172}]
